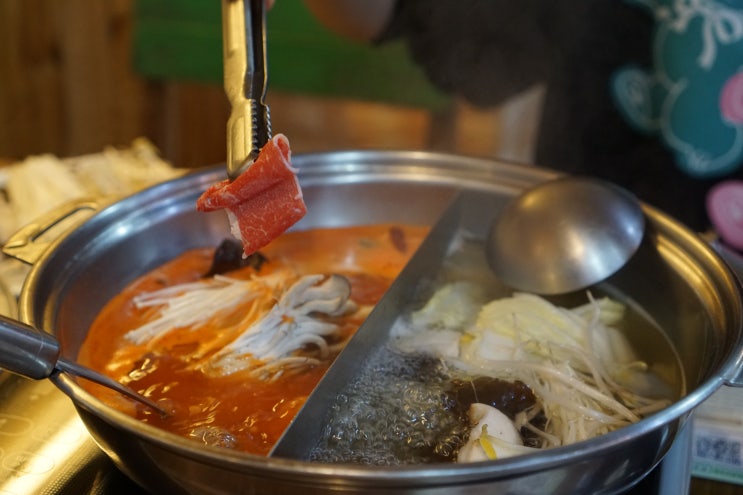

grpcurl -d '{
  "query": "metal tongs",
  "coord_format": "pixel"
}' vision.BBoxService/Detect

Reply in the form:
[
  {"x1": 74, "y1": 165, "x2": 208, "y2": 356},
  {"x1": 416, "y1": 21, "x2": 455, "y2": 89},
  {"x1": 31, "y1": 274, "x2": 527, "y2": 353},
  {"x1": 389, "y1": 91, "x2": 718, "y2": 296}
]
[{"x1": 222, "y1": 0, "x2": 272, "y2": 180}]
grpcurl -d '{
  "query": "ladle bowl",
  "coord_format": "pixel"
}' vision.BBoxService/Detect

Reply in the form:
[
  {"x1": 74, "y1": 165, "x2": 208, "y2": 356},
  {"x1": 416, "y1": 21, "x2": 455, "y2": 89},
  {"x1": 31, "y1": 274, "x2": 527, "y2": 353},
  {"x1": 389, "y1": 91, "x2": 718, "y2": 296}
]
[{"x1": 486, "y1": 176, "x2": 646, "y2": 294}]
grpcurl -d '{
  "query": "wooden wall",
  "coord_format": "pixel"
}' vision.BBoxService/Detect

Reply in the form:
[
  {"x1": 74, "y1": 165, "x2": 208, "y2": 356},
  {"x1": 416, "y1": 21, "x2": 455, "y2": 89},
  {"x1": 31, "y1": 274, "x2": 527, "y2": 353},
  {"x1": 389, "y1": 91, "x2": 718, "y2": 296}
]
[
  {"x1": 0, "y1": 0, "x2": 513, "y2": 169},
  {"x1": 0, "y1": 0, "x2": 232, "y2": 167}
]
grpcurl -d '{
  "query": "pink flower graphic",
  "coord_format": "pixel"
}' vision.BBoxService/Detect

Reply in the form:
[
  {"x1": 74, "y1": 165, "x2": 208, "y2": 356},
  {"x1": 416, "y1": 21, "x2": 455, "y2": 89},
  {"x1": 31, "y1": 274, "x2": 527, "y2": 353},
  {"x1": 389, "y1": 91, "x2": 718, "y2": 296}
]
[{"x1": 720, "y1": 71, "x2": 743, "y2": 125}]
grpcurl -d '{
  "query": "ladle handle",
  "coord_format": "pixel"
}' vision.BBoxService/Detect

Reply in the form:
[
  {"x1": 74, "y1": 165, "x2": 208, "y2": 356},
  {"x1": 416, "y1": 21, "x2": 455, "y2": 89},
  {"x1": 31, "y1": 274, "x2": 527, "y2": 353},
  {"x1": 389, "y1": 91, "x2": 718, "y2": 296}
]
[
  {"x1": 0, "y1": 315, "x2": 60, "y2": 380},
  {"x1": 0, "y1": 317, "x2": 169, "y2": 416}
]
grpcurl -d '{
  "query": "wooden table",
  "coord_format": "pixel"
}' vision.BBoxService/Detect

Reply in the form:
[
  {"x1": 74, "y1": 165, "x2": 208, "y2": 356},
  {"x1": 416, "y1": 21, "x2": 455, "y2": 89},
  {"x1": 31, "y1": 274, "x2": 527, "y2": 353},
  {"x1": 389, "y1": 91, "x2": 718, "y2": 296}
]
[{"x1": 690, "y1": 477, "x2": 743, "y2": 494}]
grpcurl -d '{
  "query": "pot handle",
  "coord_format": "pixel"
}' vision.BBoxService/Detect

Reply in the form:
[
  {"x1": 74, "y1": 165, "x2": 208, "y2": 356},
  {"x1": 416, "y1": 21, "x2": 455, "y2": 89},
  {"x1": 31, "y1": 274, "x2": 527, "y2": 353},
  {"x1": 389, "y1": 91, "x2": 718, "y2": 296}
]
[
  {"x1": 726, "y1": 355, "x2": 743, "y2": 387},
  {"x1": 725, "y1": 368, "x2": 743, "y2": 387},
  {"x1": 710, "y1": 241, "x2": 743, "y2": 387},
  {"x1": 2, "y1": 198, "x2": 103, "y2": 265}
]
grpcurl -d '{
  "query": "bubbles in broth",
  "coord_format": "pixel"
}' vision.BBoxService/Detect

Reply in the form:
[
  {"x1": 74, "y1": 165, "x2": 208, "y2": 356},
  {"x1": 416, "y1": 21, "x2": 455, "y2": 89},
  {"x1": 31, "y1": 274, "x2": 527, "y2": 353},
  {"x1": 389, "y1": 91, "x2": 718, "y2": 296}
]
[{"x1": 309, "y1": 350, "x2": 466, "y2": 465}]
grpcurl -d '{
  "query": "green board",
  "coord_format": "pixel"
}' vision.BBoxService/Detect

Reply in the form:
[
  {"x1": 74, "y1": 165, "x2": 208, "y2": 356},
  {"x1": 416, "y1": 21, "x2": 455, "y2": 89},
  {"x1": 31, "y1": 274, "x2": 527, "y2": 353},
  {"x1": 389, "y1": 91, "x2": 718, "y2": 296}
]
[{"x1": 133, "y1": 0, "x2": 450, "y2": 109}]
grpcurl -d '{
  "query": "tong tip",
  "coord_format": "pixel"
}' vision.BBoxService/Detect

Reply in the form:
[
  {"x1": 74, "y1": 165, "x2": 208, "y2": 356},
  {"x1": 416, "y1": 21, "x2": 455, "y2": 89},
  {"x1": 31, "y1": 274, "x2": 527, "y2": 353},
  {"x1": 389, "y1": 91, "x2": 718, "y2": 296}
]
[{"x1": 227, "y1": 101, "x2": 271, "y2": 180}]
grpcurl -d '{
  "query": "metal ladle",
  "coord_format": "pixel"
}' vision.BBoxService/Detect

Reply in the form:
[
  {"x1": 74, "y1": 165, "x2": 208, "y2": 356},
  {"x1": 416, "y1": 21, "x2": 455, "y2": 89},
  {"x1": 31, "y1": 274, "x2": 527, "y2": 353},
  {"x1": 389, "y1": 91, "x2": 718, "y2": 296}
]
[
  {"x1": 486, "y1": 176, "x2": 646, "y2": 295},
  {"x1": 0, "y1": 314, "x2": 168, "y2": 416}
]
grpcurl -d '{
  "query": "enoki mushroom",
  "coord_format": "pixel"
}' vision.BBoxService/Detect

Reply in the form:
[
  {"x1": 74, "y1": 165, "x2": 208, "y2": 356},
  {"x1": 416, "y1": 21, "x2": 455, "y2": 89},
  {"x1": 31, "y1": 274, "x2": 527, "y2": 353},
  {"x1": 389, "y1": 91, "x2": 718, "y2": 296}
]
[
  {"x1": 207, "y1": 274, "x2": 356, "y2": 379},
  {"x1": 123, "y1": 272, "x2": 356, "y2": 381}
]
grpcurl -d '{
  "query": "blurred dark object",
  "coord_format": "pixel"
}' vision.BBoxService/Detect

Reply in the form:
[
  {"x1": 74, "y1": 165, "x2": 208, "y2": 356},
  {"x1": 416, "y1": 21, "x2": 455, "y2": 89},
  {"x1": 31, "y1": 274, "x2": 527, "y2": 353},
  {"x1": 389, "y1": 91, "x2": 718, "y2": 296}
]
[{"x1": 379, "y1": 0, "x2": 743, "y2": 231}]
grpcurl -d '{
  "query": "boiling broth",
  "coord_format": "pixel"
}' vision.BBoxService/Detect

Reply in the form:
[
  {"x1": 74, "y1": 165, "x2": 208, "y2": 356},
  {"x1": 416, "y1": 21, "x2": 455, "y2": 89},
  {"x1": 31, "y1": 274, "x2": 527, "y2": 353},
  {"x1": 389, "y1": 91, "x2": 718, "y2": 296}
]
[{"x1": 307, "y1": 237, "x2": 683, "y2": 464}]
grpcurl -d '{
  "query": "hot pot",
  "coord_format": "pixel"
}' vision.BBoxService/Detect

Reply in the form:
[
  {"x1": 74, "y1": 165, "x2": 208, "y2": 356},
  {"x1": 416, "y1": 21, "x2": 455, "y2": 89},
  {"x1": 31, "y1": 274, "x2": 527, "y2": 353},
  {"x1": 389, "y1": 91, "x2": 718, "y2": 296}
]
[{"x1": 4, "y1": 150, "x2": 743, "y2": 495}]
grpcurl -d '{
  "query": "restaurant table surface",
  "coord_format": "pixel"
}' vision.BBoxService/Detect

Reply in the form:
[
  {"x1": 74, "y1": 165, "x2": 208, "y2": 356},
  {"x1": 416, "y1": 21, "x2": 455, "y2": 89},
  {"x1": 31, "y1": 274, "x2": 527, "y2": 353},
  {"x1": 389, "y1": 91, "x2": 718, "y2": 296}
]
[{"x1": 691, "y1": 478, "x2": 743, "y2": 494}]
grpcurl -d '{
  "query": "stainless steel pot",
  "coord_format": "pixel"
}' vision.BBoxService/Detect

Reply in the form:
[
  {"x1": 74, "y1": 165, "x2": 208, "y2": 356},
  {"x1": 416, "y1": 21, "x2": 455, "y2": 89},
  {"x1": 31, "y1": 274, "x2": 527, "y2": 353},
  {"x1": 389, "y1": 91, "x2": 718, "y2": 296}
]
[{"x1": 4, "y1": 151, "x2": 743, "y2": 495}]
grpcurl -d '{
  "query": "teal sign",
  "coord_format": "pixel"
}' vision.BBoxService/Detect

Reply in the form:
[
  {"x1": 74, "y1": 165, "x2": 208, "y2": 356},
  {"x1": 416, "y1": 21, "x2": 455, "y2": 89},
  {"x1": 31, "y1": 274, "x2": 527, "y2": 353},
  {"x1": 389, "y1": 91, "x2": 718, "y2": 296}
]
[{"x1": 612, "y1": 0, "x2": 743, "y2": 177}]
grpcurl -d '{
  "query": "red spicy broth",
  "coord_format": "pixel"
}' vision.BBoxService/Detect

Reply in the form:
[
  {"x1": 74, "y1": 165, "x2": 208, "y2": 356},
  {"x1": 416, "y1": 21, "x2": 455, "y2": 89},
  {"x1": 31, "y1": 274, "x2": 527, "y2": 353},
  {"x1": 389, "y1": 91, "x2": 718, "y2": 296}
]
[{"x1": 77, "y1": 224, "x2": 427, "y2": 455}]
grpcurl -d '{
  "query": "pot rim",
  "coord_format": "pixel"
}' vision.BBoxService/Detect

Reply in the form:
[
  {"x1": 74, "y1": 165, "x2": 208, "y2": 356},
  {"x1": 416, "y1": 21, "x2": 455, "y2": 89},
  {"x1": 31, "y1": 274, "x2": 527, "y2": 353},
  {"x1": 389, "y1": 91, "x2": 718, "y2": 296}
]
[{"x1": 50, "y1": 370, "x2": 722, "y2": 487}]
